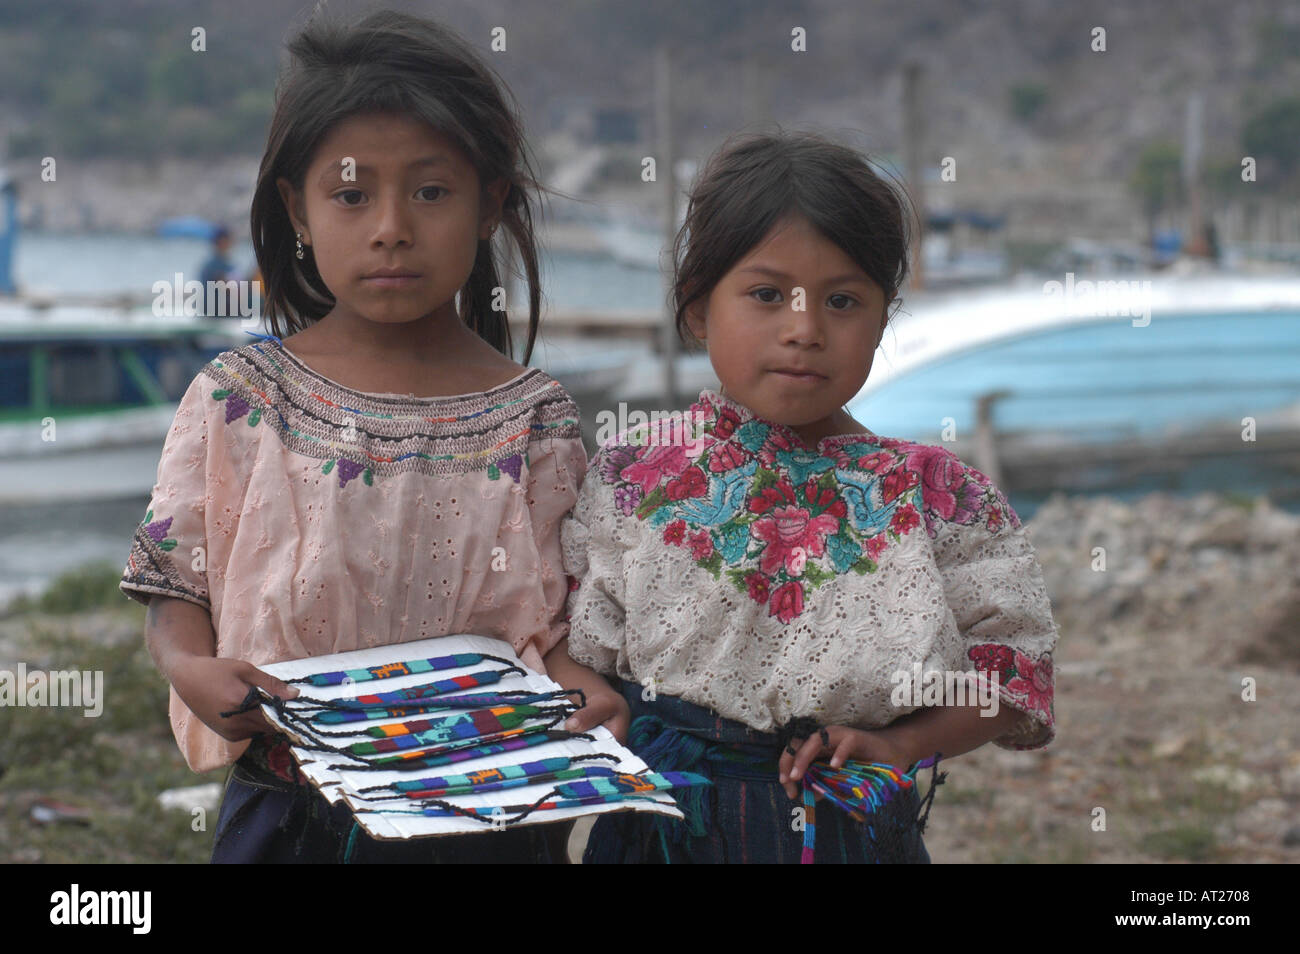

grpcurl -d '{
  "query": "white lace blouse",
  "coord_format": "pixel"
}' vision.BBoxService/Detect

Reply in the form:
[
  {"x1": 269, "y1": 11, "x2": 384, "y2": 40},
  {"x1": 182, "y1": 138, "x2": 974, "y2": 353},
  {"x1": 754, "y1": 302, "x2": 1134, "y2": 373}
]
[{"x1": 561, "y1": 388, "x2": 1057, "y2": 750}]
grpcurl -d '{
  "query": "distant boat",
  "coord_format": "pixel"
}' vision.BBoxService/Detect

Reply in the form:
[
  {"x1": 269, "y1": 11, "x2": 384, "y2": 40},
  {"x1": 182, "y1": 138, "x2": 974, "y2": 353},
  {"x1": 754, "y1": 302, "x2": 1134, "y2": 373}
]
[{"x1": 0, "y1": 307, "x2": 246, "y2": 503}]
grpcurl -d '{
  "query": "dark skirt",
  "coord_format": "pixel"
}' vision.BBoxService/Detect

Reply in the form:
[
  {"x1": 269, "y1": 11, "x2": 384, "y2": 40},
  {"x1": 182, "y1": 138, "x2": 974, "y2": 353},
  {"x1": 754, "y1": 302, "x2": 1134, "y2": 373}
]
[
  {"x1": 583, "y1": 681, "x2": 938, "y2": 864},
  {"x1": 210, "y1": 734, "x2": 570, "y2": 863}
]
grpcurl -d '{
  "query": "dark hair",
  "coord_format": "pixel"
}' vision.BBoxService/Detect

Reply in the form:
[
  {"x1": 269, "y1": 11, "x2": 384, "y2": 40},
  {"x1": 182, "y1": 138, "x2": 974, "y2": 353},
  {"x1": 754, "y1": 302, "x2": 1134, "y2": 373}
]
[
  {"x1": 249, "y1": 9, "x2": 550, "y2": 363},
  {"x1": 671, "y1": 128, "x2": 917, "y2": 348}
]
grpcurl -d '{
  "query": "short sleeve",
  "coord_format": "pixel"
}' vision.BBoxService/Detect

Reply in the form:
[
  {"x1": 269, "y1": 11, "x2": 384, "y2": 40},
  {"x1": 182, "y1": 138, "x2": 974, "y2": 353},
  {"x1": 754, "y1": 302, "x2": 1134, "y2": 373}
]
[
  {"x1": 930, "y1": 457, "x2": 1058, "y2": 750},
  {"x1": 517, "y1": 435, "x2": 588, "y2": 667},
  {"x1": 119, "y1": 371, "x2": 221, "y2": 611},
  {"x1": 560, "y1": 447, "x2": 629, "y2": 676}
]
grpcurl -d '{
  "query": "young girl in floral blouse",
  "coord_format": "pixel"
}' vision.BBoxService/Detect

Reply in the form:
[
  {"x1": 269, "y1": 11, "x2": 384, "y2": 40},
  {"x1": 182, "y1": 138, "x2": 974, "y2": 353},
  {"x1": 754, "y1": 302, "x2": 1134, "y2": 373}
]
[
  {"x1": 120, "y1": 10, "x2": 625, "y2": 863},
  {"x1": 561, "y1": 130, "x2": 1059, "y2": 863}
]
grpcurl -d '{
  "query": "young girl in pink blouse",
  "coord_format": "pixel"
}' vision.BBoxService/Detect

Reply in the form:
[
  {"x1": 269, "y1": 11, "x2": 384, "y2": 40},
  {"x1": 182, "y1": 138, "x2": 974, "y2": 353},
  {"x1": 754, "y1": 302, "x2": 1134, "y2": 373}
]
[
  {"x1": 120, "y1": 10, "x2": 626, "y2": 863},
  {"x1": 562, "y1": 130, "x2": 1059, "y2": 863}
]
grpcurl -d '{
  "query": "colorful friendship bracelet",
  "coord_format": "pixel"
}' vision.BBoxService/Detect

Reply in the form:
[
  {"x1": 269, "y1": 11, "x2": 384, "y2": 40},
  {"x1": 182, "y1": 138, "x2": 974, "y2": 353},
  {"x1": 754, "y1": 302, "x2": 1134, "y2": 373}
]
[{"x1": 285, "y1": 652, "x2": 525, "y2": 688}]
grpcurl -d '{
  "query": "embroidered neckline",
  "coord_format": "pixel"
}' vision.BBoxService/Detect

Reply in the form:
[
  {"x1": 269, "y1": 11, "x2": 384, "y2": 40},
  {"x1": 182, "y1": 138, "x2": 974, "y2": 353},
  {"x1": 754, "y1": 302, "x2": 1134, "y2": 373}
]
[
  {"x1": 270, "y1": 338, "x2": 538, "y2": 405},
  {"x1": 696, "y1": 388, "x2": 883, "y2": 454},
  {"x1": 202, "y1": 344, "x2": 580, "y2": 487}
]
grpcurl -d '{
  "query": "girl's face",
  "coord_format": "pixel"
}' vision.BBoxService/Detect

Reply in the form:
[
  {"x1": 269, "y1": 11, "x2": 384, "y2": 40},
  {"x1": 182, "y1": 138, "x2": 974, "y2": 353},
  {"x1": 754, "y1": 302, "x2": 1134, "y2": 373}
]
[
  {"x1": 685, "y1": 214, "x2": 888, "y2": 446},
  {"x1": 277, "y1": 111, "x2": 506, "y2": 329}
]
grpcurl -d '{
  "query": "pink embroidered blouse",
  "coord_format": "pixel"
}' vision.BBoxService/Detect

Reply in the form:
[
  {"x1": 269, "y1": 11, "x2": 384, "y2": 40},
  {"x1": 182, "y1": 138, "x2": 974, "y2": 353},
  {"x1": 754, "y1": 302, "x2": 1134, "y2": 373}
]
[
  {"x1": 120, "y1": 338, "x2": 586, "y2": 773},
  {"x1": 561, "y1": 389, "x2": 1058, "y2": 749}
]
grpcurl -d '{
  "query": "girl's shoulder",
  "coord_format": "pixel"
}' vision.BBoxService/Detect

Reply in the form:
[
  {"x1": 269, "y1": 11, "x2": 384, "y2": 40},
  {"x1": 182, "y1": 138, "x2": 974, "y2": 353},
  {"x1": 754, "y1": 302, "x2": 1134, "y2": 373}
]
[{"x1": 836, "y1": 435, "x2": 1022, "y2": 540}]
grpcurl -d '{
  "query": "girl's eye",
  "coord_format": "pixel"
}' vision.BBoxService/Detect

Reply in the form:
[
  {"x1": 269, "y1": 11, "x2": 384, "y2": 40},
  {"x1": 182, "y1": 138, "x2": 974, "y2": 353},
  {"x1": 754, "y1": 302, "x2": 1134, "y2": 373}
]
[
  {"x1": 753, "y1": 287, "x2": 782, "y2": 304},
  {"x1": 828, "y1": 293, "x2": 858, "y2": 309},
  {"x1": 332, "y1": 187, "x2": 445, "y2": 205}
]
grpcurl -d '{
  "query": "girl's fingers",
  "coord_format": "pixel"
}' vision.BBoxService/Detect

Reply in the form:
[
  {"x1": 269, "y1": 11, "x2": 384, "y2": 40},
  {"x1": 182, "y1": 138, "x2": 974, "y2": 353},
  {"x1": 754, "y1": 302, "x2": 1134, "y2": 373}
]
[
  {"x1": 788, "y1": 732, "x2": 829, "y2": 782},
  {"x1": 831, "y1": 737, "x2": 855, "y2": 769},
  {"x1": 563, "y1": 693, "x2": 624, "y2": 732},
  {"x1": 778, "y1": 745, "x2": 796, "y2": 784},
  {"x1": 242, "y1": 665, "x2": 299, "y2": 700}
]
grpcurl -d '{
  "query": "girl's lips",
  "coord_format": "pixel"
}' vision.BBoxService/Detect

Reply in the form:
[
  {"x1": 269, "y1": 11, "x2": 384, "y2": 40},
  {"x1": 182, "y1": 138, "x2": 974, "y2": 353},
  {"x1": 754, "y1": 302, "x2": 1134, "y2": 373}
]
[
  {"x1": 362, "y1": 275, "x2": 421, "y2": 288},
  {"x1": 771, "y1": 369, "x2": 825, "y2": 381}
]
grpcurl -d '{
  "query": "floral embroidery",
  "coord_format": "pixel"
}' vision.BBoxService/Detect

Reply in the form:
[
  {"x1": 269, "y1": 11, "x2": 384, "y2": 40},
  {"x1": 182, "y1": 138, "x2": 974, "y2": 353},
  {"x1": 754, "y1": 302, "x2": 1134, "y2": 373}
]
[
  {"x1": 599, "y1": 399, "x2": 925, "y2": 623},
  {"x1": 967, "y1": 642, "x2": 1054, "y2": 729},
  {"x1": 322, "y1": 457, "x2": 373, "y2": 488},
  {"x1": 868, "y1": 439, "x2": 1019, "y2": 537},
  {"x1": 486, "y1": 452, "x2": 523, "y2": 483},
  {"x1": 596, "y1": 393, "x2": 1020, "y2": 624},
  {"x1": 212, "y1": 389, "x2": 262, "y2": 427},
  {"x1": 141, "y1": 510, "x2": 177, "y2": 551}
]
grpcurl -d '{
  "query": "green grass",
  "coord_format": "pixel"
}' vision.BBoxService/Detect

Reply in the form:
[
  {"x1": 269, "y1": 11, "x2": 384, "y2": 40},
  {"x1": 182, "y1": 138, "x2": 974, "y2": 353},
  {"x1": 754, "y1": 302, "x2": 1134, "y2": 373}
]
[{"x1": 0, "y1": 614, "x2": 224, "y2": 863}]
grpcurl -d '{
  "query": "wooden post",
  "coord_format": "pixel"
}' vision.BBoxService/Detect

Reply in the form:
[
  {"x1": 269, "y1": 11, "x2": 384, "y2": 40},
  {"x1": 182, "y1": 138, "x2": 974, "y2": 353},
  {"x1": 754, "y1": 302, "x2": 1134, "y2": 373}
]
[
  {"x1": 655, "y1": 44, "x2": 679, "y2": 410},
  {"x1": 974, "y1": 389, "x2": 1011, "y2": 490}
]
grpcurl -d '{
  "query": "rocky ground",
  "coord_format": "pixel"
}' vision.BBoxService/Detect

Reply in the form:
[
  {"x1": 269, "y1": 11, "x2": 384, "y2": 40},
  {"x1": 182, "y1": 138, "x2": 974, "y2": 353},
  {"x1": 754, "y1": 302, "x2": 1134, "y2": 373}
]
[
  {"x1": 2, "y1": 488, "x2": 1297, "y2": 862},
  {"x1": 918, "y1": 490, "x2": 1300, "y2": 863}
]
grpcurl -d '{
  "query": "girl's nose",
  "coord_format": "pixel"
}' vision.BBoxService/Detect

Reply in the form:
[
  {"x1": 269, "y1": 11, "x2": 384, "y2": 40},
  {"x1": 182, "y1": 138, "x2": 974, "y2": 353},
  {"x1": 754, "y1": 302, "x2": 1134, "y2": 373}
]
[
  {"x1": 370, "y1": 192, "x2": 414, "y2": 248},
  {"x1": 778, "y1": 297, "x2": 826, "y2": 345}
]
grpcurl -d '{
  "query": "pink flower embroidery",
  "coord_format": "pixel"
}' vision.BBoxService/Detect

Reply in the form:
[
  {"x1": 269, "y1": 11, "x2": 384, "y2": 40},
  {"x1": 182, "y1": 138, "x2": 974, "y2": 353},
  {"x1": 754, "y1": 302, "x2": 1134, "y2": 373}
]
[
  {"x1": 907, "y1": 447, "x2": 982, "y2": 524},
  {"x1": 890, "y1": 502, "x2": 920, "y2": 534},
  {"x1": 713, "y1": 406, "x2": 742, "y2": 440},
  {"x1": 769, "y1": 580, "x2": 804, "y2": 623},
  {"x1": 687, "y1": 528, "x2": 714, "y2": 560},
  {"x1": 621, "y1": 444, "x2": 689, "y2": 495},
  {"x1": 750, "y1": 505, "x2": 841, "y2": 576},
  {"x1": 662, "y1": 519, "x2": 687, "y2": 546},
  {"x1": 856, "y1": 451, "x2": 894, "y2": 473},
  {"x1": 748, "y1": 477, "x2": 797, "y2": 514},
  {"x1": 968, "y1": 643, "x2": 1016, "y2": 678},
  {"x1": 882, "y1": 467, "x2": 920, "y2": 504},
  {"x1": 802, "y1": 478, "x2": 838, "y2": 510},
  {"x1": 665, "y1": 465, "x2": 707, "y2": 501},
  {"x1": 757, "y1": 427, "x2": 797, "y2": 465},
  {"x1": 1006, "y1": 650, "x2": 1053, "y2": 715},
  {"x1": 865, "y1": 534, "x2": 888, "y2": 560},
  {"x1": 708, "y1": 441, "x2": 746, "y2": 473},
  {"x1": 745, "y1": 571, "x2": 770, "y2": 604}
]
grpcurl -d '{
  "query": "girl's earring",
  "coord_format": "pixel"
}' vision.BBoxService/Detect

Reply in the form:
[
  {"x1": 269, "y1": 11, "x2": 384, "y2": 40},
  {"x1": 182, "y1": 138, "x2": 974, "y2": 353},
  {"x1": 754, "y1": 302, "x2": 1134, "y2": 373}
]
[{"x1": 295, "y1": 232, "x2": 305, "y2": 260}]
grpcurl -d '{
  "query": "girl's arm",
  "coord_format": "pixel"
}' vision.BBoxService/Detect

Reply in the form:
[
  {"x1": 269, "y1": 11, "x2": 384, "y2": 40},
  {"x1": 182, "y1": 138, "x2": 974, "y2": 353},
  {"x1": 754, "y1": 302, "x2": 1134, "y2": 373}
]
[
  {"x1": 145, "y1": 595, "x2": 298, "y2": 742},
  {"x1": 543, "y1": 636, "x2": 630, "y2": 743},
  {"x1": 876, "y1": 700, "x2": 1026, "y2": 767},
  {"x1": 779, "y1": 703, "x2": 1024, "y2": 798}
]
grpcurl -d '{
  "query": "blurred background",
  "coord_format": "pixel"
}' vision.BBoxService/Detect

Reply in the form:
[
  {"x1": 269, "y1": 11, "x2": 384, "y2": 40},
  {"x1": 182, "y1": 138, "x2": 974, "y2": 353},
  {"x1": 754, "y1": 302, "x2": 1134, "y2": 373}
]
[{"x1": 0, "y1": 0, "x2": 1297, "y2": 863}]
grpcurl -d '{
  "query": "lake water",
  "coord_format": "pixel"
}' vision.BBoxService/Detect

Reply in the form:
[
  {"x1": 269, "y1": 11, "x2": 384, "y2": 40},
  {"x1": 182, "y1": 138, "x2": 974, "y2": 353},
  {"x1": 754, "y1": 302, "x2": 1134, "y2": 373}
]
[{"x1": 11, "y1": 231, "x2": 668, "y2": 311}]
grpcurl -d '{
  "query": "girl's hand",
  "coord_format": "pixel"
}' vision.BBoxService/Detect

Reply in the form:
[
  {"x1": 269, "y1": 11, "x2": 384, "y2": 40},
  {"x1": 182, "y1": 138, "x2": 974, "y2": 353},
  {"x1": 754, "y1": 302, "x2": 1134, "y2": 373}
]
[
  {"x1": 778, "y1": 724, "x2": 915, "y2": 801},
  {"x1": 564, "y1": 688, "x2": 631, "y2": 745},
  {"x1": 170, "y1": 655, "x2": 300, "y2": 743},
  {"x1": 541, "y1": 636, "x2": 631, "y2": 743}
]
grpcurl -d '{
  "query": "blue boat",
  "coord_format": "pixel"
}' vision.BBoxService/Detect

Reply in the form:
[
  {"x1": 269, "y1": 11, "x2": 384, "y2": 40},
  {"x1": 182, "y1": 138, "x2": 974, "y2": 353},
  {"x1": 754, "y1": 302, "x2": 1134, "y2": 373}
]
[{"x1": 847, "y1": 274, "x2": 1300, "y2": 515}]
